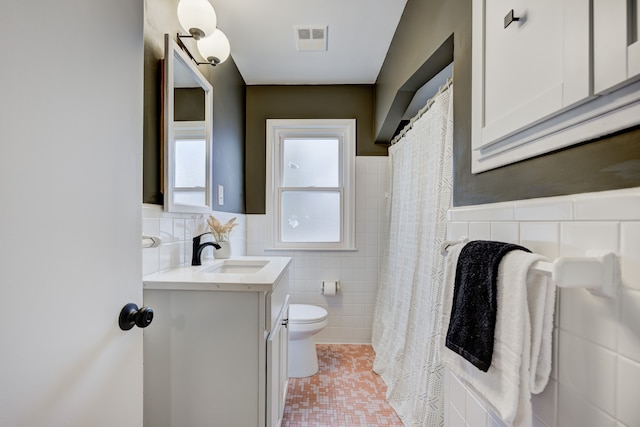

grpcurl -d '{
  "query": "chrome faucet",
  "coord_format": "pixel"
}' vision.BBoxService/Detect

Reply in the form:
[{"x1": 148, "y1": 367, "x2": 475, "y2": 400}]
[{"x1": 191, "y1": 232, "x2": 222, "y2": 266}]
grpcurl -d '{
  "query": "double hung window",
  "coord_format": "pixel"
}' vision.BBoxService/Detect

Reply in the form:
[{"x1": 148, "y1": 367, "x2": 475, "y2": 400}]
[{"x1": 266, "y1": 119, "x2": 356, "y2": 250}]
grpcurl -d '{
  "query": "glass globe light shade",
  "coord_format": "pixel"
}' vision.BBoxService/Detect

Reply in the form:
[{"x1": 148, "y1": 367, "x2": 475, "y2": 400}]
[
  {"x1": 177, "y1": 0, "x2": 217, "y2": 40},
  {"x1": 197, "y1": 30, "x2": 231, "y2": 65}
]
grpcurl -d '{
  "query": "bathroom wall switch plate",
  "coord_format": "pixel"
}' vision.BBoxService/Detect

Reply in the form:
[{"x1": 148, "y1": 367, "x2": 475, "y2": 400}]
[{"x1": 218, "y1": 185, "x2": 224, "y2": 205}]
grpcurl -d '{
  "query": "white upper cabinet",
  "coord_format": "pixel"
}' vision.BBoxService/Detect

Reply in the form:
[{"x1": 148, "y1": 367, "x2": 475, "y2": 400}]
[
  {"x1": 594, "y1": 0, "x2": 640, "y2": 93},
  {"x1": 472, "y1": 0, "x2": 640, "y2": 173},
  {"x1": 478, "y1": 0, "x2": 590, "y2": 149}
]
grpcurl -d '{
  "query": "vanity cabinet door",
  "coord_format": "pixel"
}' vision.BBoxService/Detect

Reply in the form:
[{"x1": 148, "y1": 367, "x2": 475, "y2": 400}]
[
  {"x1": 593, "y1": 0, "x2": 640, "y2": 94},
  {"x1": 475, "y1": 0, "x2": 590, "y2": 150},
  {"x1": 267, "y1": 299, "x2": 289, "y2": 427}
]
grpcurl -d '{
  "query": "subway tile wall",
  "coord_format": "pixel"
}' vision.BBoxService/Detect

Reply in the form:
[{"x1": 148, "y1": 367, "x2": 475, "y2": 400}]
[
  {"x1": 142, "y1": 204, "x2": 247, "y2": 276},
  {"x1": 443, "y1": 187, "x2": 640, "y2": 427},
  {"x1": 247, "y1": 157, "x2": 389, "y2": 344}
]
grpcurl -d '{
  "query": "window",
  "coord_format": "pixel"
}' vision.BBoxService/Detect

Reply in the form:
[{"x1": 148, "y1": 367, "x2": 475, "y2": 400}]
[
  {"x1": 266, "y1": 119, "x2": 356, "y2": 250},
  {"x1": 171, "y1": 121, "x2": 209, "y2": 207}
]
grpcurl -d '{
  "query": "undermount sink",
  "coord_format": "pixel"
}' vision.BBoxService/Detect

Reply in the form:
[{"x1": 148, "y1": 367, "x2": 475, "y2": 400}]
[{"x1": 199, "y1": 260, "x2": 269, "y2": 274}]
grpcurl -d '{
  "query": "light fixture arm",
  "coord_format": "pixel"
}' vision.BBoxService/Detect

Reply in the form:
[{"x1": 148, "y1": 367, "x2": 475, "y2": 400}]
[{"x1": 176, "y1": 33, "x2": 218, "y2": 66}]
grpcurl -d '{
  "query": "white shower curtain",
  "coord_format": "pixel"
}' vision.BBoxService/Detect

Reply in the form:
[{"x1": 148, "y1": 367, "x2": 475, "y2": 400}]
[{"x1": 372, "y1": 81, "x2": 453, "y2": 427}]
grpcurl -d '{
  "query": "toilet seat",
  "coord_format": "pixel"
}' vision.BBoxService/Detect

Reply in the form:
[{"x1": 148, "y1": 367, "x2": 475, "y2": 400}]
[{"x1": 289, "y1": 304, "x2": 328, "y2": 324}]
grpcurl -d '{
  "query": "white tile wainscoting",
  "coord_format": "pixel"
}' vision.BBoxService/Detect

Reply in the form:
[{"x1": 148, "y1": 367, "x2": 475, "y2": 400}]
[
  {"x1": 142, "y1": 205, "x2": 247, "y2": 276},
  {"x1": 247, "y1": 156, "x2": 390, "y2": 344},
  {"x1": 141, "y1": 157, "x2": 389, "y2": 344},
  {"x1": 444, "y1": 187, "x2": 640, "y2": 427}
]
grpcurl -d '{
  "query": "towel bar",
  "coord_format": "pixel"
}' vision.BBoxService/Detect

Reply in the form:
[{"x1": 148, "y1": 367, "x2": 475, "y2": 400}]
[{"x1": 440, "y1": 238, "x2": 620, "y2": 298}]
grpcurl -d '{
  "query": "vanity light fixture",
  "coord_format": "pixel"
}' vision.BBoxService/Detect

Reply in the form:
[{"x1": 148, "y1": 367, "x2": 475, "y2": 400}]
[
  {"x1": 176, "y1": 0, "x2": 231, "y2": 66},
  {"x1": 177, "y1": 0, "x2": 217, "y2": 40},
  {"x1": 196, "y1": 29, "x2": 231, "y2": 65}
]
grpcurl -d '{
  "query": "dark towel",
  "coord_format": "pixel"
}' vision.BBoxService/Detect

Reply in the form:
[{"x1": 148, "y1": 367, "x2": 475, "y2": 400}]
[{"x1": 445, "y1": 240, "x2": 531, "y2": 372}]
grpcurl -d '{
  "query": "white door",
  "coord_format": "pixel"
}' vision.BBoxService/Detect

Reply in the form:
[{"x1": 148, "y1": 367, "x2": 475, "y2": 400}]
[{"x1": 0, "y1": 1, "x2": 144, "y2": 426}]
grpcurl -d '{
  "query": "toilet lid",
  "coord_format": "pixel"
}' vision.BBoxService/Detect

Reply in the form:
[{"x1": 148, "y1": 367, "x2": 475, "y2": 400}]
[{"x1": 289, "y1": 304, "x2": 328, "y2": 324}]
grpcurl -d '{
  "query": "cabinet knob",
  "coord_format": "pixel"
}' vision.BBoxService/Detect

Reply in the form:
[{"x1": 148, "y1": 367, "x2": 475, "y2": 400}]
[
  {"x1": 504, "y1": 9, "x2": 520, "y2": 28},
  {"x1": 119, "y1": 303, "x2": 154, "y2": 331}
]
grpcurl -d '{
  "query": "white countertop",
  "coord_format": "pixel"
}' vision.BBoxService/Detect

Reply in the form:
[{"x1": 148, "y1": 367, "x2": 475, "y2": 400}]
[{"x1": 143, "y1": 256, "x2": 292, "y2": 292}]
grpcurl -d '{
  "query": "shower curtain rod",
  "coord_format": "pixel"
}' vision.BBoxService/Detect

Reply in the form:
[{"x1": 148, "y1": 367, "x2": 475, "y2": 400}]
[{"x1": 390, "y1": 77, "x2": 453, "y2": 146}]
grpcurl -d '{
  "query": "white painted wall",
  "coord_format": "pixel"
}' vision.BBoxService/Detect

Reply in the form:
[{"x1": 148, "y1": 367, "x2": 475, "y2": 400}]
[{"x1": 443, "y1": 187, "x2": 640, "y2": 427}]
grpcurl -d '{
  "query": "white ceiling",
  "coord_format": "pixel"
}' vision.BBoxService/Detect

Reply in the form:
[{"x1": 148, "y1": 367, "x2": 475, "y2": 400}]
[{"x1": 207, "y1": 0, "x2": 409, "y2": 85}]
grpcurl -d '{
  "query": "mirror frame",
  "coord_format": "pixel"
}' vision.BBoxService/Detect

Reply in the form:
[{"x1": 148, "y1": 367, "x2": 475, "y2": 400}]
[{"x1": 163, "y1": 33, "x2": 214, "y2": 213}]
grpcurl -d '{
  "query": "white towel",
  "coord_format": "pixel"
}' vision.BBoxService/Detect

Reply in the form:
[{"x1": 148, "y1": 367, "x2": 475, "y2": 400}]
[{"x1": 440, "y1": 243, "x2": 556, "y2": 426}]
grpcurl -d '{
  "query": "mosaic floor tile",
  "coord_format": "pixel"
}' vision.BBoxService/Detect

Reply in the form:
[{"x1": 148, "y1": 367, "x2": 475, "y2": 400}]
[{"x1": 282, "y1": 344, "x2": 403, "y2": 427}]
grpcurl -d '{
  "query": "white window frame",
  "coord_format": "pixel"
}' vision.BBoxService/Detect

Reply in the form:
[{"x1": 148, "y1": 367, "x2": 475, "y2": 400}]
[{"x1": 266, "y1": 119, "x2": 356, "y2": 251}]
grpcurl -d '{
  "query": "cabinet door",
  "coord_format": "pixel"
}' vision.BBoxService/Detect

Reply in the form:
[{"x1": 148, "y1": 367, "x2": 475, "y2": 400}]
[
  {"x1": 278, "y1": 306, "x2": 290, "y2": 422},
  {"x1": 267, "y1": 300, "x2": 289, "y2": 427},
  {"x1": 473, "y1": 0, "x2": 590, "y2": 150},
  {"x1": 594, "y1": 0, "x2": 640, "y2": 93}
]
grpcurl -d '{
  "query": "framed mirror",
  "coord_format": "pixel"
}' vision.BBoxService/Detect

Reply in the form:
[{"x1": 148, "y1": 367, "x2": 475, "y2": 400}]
[{"x1": 163, "y1": 33, "x2": 213, "y2": 213}]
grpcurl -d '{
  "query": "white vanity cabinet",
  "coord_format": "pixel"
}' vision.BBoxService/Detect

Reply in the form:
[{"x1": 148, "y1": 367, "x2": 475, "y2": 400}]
[
  {"x1": 142, "y1": 258, "x2": 291, "y2": 427},
  {"x1": 472, "y1": 0, "x2": 640, "y2": 173}
]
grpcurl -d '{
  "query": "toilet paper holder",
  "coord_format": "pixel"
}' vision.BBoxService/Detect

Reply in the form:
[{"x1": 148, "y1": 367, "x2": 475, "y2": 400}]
[{"x1": 322, "y1": 280, "x2": 340, "y2": 295}]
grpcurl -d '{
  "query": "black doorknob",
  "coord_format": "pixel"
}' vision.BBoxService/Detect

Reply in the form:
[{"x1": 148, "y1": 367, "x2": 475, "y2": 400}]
[{"x1": 119, "y1": 303, "x2": 154, "y2": 331}]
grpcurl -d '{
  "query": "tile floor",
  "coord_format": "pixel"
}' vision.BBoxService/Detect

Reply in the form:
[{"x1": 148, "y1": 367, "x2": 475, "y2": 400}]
[{"x1": 282, "y1": 344, "x2": 404, "y2": 427}]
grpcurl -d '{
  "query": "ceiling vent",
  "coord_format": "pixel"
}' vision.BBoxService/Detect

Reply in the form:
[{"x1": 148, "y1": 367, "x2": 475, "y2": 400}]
[{"x1": 294, "y1": 25, "x2": 328, "y2": 51}]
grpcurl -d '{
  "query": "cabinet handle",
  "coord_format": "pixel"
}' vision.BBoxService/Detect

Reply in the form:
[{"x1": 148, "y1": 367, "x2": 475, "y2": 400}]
[
  {"x1": 282, "y1": 318, "x2": 289, "y2": 328},
  {"x1": 504, "y1": 9, "x2": 520, "y2": 28}
]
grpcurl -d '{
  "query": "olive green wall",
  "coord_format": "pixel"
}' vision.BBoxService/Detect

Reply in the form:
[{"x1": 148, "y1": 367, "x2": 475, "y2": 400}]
[
  {"x1": 208, "y1": 57, "x2": 246, "y2": 213},
  {"x1": 174, "y1": 88, "x2": 205, "y2": 121},
  {"x1": 376, "y1": 0, "x2": 640, "y2": 207},
  {"x1": 142, "y1": 0, "x2": 245, "y2": 213},
  {"x1": 245, "y1": 85, "x2": 381, "y2": 214},
  {"x1": 375, "y1": 1, "x2": 455, "y2": 143}
]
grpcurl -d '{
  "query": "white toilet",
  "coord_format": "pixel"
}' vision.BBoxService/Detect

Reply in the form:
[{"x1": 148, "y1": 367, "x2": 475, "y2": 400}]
[{"x1": 288, "y1": 304, "x2": 329, "y2": 378}]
